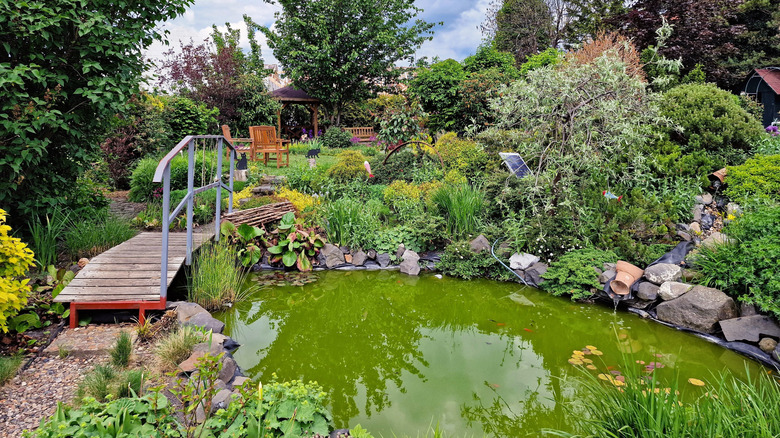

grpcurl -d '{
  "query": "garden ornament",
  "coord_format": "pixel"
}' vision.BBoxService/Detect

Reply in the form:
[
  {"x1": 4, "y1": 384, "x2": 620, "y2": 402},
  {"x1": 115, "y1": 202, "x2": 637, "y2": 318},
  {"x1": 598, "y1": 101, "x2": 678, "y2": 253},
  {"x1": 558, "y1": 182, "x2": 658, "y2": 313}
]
[
  {"x1": 611, "y1": 261, "x2": 644, "y2": 296},
  {"x1": 364, "y1": 161, "x2": 374, "y2": 178},
  {"x1": 498, "y1": 152, "x2": 530, "y2": 178},
  {"x1": 602, "y1": 191, "x2": 623, "y2": 202}
]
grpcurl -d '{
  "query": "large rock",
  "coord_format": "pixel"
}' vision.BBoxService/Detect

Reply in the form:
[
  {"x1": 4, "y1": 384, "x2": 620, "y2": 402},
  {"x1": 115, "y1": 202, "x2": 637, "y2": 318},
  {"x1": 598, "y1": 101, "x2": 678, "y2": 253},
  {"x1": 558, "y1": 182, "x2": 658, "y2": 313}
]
[
  {"x1": 396, "y1": 244, "x2": 406, "y2": 260},
  {"x1": 655, "y1": 286, "x2": 738, "y2": 333},
  {"x1": 718, "y1": 315, "x2": 780, "y2": 343},
  {"x1": 366, "y1": 249, "x2": 377, "y2": 260},
  {"x1": 169, "y1": 302, "x2": 209, "y2": 323},
  {"x1": 192, "y1": 341, "x2": 224, "y2": 357},
  {"x1": 218, "y1": 355, "x2": 238, "y2": 383},
  {"x1": 701, "y1": 232, "x2": 730, "y2": 249},
  {"x1": 376, "y1": 253, "x2": 391, "y2": 268},
  {"x1": 598, "y1": 269, "x2": 616, "y2": 284},
  {"x1": 658, "y1": 281, "x2": 693, "y2": 301},
  {"x1": 399, "y1": 250, "x2": 421, "y2": 276},
  {"x1": 352, "y1": 250, "x2": 367, "y2": 266},
  {"x1": 643, "y1": 263, "x2": 682, "y2": 285},
  {"x1": 211, "y1": 389, "x2": 233, "y2": 413},
  {"x1": 469, "y1": 235, "x2": 491, "y2": 253},
  {"x1": 178, "y1": 351, "x2": 205, "y2": 374},
  {"x1": 509, "y1": 253, "x2": 540, "y2": 271},
  {"x1": 774, "y1": 344, "x2": 780, "y2": 363},
  {"x1": 695, "y1": 193, "x2": 713, "y2": 205},
  {"x1": 637, "y1": 282, "x2": 660, "y2": 301},
  {"x1": 524, "y1": 262, "x2": 548, "y2": 286},
  {"x1": 321, "y1": 244, "x2": 345, "y2": 268},
  {"x1": 231, "y1": 376, "x2": 250, "y2": 389},
  {"x1": 184, "y1": 313, "x2": 225, "y2": 334}
]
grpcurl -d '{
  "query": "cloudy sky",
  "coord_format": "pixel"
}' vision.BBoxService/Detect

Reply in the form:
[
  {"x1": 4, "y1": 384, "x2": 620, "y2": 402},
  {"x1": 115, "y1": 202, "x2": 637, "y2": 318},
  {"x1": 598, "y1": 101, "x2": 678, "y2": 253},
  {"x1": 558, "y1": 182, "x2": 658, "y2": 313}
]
[{"x1": 145, "y1": 0, "x2": 492, "y2": 67}]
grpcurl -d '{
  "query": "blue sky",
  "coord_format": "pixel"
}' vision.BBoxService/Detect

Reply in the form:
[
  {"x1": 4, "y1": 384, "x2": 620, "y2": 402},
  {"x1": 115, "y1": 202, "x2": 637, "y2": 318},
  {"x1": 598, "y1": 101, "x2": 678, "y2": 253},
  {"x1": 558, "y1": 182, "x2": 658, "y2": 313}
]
[{"x1": 145, "y1": 0, "x2": 491, "y2": 67}]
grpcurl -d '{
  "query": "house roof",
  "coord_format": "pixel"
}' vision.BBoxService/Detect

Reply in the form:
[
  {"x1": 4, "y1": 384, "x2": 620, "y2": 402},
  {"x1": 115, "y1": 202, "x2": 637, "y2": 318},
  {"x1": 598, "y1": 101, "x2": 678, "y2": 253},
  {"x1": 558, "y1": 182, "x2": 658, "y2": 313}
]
[
  {"x1": 269, "y1": 86, "x2": 320, "y2": 103},
  {"x1": 754, "y1": 68, "x2": 780, "y2": 94}
]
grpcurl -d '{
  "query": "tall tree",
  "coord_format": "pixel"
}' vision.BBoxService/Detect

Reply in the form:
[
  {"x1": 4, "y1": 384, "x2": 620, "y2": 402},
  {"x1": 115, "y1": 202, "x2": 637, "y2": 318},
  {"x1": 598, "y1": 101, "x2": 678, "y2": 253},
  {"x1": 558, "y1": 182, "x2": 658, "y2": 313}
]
[
  {"x1": 260, "y1": 0, "x2": 437, "y2": 125},
  {"x1": 563, "y1": 0, "x2": 626, "y2": 46},
  {"x1": 481, "y1": 0, "x2": 554, "y2": 66},
  {"x1": 0, "y1": 0, "x2": 191, "y2": 227},
  {"x1": 610, "y1": 0, "x2": 779, "y2": 90}
]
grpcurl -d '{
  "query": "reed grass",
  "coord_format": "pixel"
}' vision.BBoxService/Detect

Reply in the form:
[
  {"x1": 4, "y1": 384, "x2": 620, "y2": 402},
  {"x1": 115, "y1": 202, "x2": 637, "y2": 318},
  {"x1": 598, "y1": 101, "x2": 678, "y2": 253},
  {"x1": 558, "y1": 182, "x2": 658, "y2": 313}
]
[
  {"x1": 188, "y1": 241, "x2": 254, "y2": 311},
  {"x1": 109, "y1": 331, "x2": 132, "y2": 368},
  {"x1": 547, "y1": 356, "x2": 780, "y2": 437},
  {"x1": 63, "y1": 214, "x2": 137, "y2": 259},
  {"x1": 75, "y1": 364, "x2": 117, "y2": 402},
  {"x1": 27, "y1": 209, "x2": 69, "y2": 268},
  {"x1": 0, "y1": 355, "x2": 23, "y2": 386},
  {"x1": 324, "y1": 197, "x2": 382, "y2": 247},
  {"x1": 154, "y1": 326, "x2": 207, "y2": 372},
  {"x1": 432, "y1": 184, "x2": 484, "y2": 238}
]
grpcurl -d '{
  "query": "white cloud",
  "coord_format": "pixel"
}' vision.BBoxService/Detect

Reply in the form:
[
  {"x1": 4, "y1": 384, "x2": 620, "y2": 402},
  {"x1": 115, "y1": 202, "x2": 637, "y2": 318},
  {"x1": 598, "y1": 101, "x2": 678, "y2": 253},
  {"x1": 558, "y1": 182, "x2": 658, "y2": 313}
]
[{"x1": 416, "y1": 0, "x2": 491, "y2": 62}]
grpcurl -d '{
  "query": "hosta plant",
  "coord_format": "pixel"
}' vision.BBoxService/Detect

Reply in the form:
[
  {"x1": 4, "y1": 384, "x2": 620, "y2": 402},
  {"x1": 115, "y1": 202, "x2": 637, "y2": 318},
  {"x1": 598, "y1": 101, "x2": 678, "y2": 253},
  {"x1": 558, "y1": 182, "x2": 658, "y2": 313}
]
[{"x1": 267, "y1": 212, "x2": 325, "y2": 271}]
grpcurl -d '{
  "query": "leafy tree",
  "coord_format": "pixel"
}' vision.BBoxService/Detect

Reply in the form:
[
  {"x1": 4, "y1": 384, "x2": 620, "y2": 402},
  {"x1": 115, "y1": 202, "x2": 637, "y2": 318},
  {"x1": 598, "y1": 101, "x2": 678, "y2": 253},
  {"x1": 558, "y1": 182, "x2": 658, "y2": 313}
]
[
  {"x1": 611, "y1": 0, "x2": 779, "y2": 90},
  {"x1": 481, "y1": 0, "x2": 554, "y2": 66},
  {"x1": 260, "y1": 0, "x2": 437, "y2": 125},
  {"x1": 519, "y1": 48, "x2": 564, "y2": 76},
  {"x1": 408, "y1": 59, "x2": 467, "y2": 133},
  {"x1": 0, "y1": 0, "x2": 191, "y2": 228},
  {"x1": 562, "y1": 0, "x2": 626, "y2": 45},
  {"x1": 157, "y1": 15, "x2": 278, "y2": 133},
  {"x1": 463, "y1": 45, "x2": 519, "y2": 77}
]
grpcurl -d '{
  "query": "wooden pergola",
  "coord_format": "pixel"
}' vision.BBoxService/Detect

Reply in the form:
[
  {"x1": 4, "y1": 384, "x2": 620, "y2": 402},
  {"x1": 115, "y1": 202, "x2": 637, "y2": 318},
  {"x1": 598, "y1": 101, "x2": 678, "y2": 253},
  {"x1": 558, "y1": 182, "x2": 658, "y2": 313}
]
[{"x1": 269, "y1": 86, "x2": 321, "y2": 139}]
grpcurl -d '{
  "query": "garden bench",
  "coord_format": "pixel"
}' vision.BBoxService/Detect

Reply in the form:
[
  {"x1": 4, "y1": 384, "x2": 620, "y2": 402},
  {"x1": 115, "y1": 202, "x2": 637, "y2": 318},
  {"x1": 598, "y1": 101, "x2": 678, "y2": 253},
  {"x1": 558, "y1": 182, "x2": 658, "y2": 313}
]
[{"x1": 345, "y1": 127, "x2": 376, "y2": 144}]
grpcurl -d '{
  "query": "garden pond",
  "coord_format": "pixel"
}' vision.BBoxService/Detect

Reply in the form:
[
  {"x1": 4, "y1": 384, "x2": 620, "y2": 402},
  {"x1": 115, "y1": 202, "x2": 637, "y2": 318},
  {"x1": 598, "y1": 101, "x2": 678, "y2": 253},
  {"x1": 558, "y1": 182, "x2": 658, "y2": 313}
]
[{"x1": 213, "y1": 270, "x2": 764, "y2": 437}]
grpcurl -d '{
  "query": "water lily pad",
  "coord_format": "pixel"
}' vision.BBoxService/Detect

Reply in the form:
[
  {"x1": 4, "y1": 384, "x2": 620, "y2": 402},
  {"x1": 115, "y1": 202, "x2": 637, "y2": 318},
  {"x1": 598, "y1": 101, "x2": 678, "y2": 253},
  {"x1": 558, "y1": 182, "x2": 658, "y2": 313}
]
[
  {"x1": 568, "y1": 358, "x2": 583, "y2": 365},
  {"x1": 586, "y1": 365, "x2": 597, "y2": 370},
  {"x1": 591, "y1": 350, "x2": 603, "y2": 356},
  {"x1": 586, "y1": 345, "x2": 597, "y2": 350},
  {"x1": 582, "y1": 358, "x2": 593, "y2": 364},
  {"x1": 598, "y1": 374, "x2": 610, "y2": 381},
  {"x1": 573, "y1": 350, "x2": 585, "y2": 356},
  {"x1": 688, "y1": 378, "x2": 705, "y2": 387}
]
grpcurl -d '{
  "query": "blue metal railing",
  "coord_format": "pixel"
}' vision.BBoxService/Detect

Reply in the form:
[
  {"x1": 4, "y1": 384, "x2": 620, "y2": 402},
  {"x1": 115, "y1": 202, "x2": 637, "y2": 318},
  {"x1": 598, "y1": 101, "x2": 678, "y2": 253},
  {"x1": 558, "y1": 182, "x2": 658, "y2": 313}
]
[{"x1": 152, "y1": 135, "x2": 236, "y2": 299}]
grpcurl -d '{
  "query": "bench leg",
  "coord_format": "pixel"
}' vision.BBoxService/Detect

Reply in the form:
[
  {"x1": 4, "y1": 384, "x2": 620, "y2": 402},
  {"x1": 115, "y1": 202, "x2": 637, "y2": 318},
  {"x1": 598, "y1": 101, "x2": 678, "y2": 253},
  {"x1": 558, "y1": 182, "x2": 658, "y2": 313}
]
[{"x1": 69, "y1": 304, "x2": 77, "y2": 329}]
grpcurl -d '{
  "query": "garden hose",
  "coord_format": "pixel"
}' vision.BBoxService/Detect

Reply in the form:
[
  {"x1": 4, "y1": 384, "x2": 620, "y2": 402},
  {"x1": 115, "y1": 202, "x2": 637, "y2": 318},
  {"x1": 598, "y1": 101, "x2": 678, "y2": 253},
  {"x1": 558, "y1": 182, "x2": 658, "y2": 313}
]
[{"x1": 491, "y1": 238, "x2": 529, "y2": 286}]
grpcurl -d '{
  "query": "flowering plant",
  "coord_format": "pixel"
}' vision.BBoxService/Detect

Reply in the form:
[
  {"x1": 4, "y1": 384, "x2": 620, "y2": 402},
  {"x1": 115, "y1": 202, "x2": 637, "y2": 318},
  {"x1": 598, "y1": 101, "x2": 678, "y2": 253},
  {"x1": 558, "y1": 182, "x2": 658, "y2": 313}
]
[{"x1": 766, "y1": 125, "x2": 779, "y2": 136}]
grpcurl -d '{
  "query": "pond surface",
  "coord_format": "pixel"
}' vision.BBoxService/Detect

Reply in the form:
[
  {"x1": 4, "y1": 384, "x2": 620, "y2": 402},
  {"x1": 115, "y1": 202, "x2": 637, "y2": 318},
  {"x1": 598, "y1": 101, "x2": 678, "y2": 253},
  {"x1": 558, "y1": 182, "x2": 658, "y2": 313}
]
[{"x1": 214, "y1": 270, "x2": 761, "y2": 437}]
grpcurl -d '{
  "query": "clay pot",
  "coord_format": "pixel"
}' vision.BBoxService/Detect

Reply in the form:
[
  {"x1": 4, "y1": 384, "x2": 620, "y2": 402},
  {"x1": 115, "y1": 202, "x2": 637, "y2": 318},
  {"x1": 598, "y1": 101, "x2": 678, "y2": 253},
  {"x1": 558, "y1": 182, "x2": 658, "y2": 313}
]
[{"x1": 611, "y1": 261, "x2": 644, "y2": 295}]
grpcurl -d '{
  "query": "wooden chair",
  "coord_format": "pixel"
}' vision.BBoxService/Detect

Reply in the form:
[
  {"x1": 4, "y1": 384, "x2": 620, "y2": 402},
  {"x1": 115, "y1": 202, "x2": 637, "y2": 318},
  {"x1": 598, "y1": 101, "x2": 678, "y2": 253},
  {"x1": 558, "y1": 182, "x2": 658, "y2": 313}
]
[
  {"x1": 249, "y1": 126, "x2": 290, "y2": 168},
  {"x1": 221, "y1": 125, "x2": 253, "y2": 161}
]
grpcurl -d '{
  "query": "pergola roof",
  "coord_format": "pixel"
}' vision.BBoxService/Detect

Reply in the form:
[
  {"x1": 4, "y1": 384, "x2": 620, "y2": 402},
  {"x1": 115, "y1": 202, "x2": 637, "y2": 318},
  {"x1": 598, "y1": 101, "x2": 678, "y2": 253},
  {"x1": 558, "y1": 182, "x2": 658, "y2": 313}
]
[{"x1": 270, "y1": 86, "x2": 320, "y2": 103}]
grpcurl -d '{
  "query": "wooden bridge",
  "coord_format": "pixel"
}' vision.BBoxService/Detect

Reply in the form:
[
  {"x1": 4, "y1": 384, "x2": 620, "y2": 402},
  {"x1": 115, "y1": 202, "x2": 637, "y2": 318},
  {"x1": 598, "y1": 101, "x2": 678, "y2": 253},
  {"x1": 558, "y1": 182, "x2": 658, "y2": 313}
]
[{"x1": 54, "y1": 231, "x2": 212, "y2": 328}]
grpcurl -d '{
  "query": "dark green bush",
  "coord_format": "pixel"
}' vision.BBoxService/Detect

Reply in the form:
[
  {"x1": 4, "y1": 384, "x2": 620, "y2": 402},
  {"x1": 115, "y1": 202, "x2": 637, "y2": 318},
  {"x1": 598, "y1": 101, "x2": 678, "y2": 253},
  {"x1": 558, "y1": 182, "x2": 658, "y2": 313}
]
[
  {"x1": 659, "y1": 83, "x2": 764, "y2": 159},
  {"x1": 693, "y1": 204, "x2": 780, "y2": 319},
  {"x1": 725, "y1": 154, "x2": 780, "y2": 205},
  {"x1": 128, "y1": 150, "x2": 228, "y2": 202},
  {"x1": 321, "y1": 127, "x2": 353, "y2": 149},
  {"x1": 437, "y1": 241, "x2": 514, "y2": 281},
  {"x1": 541, "y1": 248, "x2": 618, "y2": 300}
]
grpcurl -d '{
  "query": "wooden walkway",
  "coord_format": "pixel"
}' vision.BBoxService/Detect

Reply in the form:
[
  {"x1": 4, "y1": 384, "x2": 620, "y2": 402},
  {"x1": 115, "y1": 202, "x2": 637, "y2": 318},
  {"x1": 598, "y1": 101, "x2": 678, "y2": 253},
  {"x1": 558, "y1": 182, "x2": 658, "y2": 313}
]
[{"x1": 55, "y1": 231, "x2": 212, "y2": 327}]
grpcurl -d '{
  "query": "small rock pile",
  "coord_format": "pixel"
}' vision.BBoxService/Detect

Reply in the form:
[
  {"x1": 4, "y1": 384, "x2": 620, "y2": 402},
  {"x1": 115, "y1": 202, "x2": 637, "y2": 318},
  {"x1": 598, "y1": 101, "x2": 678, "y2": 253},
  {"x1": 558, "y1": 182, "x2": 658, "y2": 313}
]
[{"x1": 167, "y1": 301, "x2": 246, "y2": 422}]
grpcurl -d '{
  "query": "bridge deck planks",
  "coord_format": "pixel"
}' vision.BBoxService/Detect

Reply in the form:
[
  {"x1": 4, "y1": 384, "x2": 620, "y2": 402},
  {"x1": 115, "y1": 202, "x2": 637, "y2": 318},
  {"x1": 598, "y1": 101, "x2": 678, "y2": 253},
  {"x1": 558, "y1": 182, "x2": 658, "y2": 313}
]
[{"x1": 54, "y1": 231, "x2": 212, "y2": 304}]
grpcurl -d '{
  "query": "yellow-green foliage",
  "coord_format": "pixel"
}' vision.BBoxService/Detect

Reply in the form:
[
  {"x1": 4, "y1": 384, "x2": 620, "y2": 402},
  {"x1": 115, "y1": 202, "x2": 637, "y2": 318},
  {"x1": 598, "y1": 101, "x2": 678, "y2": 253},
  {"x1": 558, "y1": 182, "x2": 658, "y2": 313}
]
[
  {"x1": 725, "y1": 154, "x2": 780, "y2": 204},
  {"x1": 328, "y1": 150, "x2": 369, "y2": 183},
  {"x1": 0, "y1": 209, "x2": 34, "y2": 332},
  {"x1": 277, "y1": 187, "x2": 320, "y2": 211},
  {"x1": 232, "y1": 185, "x2": 255, "y2": 209},
  {"x1": 418, "y1": 180, "x2": 443, "y2": 209},
  {"x1": 383, "y1": 180, "x2": 421, "y2": 205},
  {"x1": 435, "y1": 132, "x2": 490, "y2": 175}
]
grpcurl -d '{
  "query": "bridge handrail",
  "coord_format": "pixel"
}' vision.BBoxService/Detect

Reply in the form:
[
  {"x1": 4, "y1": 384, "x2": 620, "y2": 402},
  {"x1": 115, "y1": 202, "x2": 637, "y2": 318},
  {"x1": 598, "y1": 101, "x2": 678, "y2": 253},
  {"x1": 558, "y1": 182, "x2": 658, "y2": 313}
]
[{"x1": 153, "y1": 135, "x2": 236, "y2": 299}]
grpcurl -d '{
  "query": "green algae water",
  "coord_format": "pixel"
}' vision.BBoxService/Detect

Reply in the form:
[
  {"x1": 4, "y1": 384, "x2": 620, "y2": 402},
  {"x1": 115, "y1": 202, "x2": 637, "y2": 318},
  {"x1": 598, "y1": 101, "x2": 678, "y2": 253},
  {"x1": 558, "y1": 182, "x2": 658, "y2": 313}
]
[{"x1": 213, "y1": 270, "x2": 763, "y2": 437}]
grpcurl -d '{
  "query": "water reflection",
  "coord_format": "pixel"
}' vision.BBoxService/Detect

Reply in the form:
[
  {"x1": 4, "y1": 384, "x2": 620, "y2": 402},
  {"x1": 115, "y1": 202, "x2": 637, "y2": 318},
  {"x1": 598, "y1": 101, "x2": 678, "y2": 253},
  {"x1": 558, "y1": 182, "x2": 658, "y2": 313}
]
[{"x1": 214, "y1": 270, "x2": 758, "y2": 436}]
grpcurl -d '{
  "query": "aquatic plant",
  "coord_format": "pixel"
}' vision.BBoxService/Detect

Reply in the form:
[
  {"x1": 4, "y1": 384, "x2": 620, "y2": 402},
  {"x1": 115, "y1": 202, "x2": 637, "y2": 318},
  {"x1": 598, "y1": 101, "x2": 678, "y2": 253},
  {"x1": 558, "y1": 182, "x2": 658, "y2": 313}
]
[
  {"x1": 189, "y1": 240, "x2": 254, "y2": 310},
  {"x1": 267, "y1": 212, "x2": 325, "y2": 271}
]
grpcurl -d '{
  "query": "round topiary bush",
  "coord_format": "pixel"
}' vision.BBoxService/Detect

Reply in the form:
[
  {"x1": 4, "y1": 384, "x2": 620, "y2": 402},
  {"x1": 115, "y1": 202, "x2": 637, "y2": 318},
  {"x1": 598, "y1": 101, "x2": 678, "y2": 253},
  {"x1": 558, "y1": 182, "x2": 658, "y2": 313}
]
[
  {"x1": 327, "y1": 150, "x2": 368, "y2": 183},
  {"x1": 659, "y1": 83, "x2": 764, "y2": 157},
  {"x1": 321, "y1": 127, "x2": 353, "y2": 149}
]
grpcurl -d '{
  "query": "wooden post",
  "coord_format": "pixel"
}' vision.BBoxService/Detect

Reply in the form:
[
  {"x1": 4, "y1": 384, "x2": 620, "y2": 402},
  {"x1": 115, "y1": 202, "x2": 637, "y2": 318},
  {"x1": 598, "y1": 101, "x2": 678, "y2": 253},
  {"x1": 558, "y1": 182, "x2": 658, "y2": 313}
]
[
  {"x1": 313, "y1": 104, "x2": 319, "y2": 137},
  {"x1": 276, "y1": 107, "x2": 282, "y2": 140}
]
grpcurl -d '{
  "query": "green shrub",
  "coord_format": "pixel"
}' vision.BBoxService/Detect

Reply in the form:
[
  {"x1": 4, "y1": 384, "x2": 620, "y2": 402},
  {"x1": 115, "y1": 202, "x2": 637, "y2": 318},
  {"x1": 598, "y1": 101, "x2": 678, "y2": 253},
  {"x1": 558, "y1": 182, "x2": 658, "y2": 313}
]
[
  {"x1": 383, "y1": 180, "x2": 424, "y2": 221},
  {"x1": 30, "y1": 391, "x2": 181, "y2": 437},
  {"x1": 203, "y1": 375, "x2": 332, "y2": 437},
  {"x1": 128, "y1": 150, "x2": 227, "y2": 202},
  {"x1": 161, "y1": 95, "x2": 219, "y2": 139},
  {"x1": 0, "y1": 209, "x2": 35, "y2": 333},
  {"x1": 519, "y1": 48, "x2": 564, "y2": 77},
  {"x1": 26, "y1": 209, "x2": 69, "y2": 269},
  {"x1": 437, "y1": 241, "x2": 513, "y2": 281},
  {"x1": 693, "y1": 204, "x2": 780, "y2": 319},
  {"x1": 541, "y1": 248, "x2": 618, "y2": 300},
  {"x1": 751, "y1": 133, "x2": 780, "y2": 155},
  {"x1": 327, "y1": 150, "x2": 369, "y2": 183},
  {"x1": 75, "y1": 365, "x2": 117, "y2": 403},
  {"x1": 63, "y1": 214, "x2": 137, "y2": 259},
  {"x1": 431, "y1": 184, "x2": 484, "y2": 239},
  {"x1": 660, "y1": 83, "x2": 764, "y2": 159},
  {"x1": 321, "y1": 127, "x2": 353, "y2": 149},
  {"x1": 189, "y1": 241, "x2": 252, "y2": 311},
  {"x1": 725, "y1": 154, "x2": 780, "y2": 205}
]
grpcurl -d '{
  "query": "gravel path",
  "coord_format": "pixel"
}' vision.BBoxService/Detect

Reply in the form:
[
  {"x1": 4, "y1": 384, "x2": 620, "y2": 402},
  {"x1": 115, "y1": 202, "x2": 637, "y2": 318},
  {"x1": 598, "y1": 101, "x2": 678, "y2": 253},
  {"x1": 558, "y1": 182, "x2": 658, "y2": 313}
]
[{"x1": 0, "y1": 325, "x2": 134, "y2": 438}]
